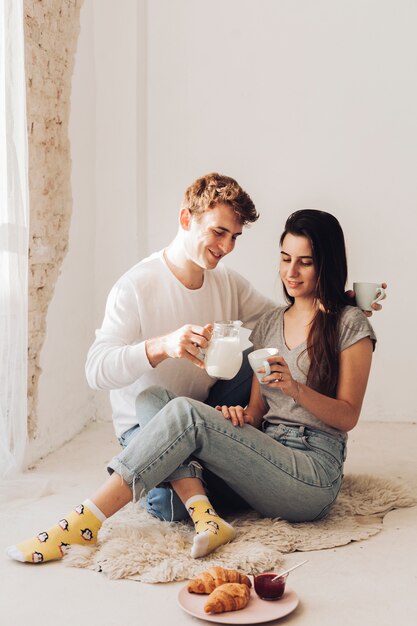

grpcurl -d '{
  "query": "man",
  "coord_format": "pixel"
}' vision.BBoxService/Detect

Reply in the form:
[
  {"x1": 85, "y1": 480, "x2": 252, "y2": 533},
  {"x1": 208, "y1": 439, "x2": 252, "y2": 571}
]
[{"x1": 86, "y1": 173, "x2": 275, "y2": 520}]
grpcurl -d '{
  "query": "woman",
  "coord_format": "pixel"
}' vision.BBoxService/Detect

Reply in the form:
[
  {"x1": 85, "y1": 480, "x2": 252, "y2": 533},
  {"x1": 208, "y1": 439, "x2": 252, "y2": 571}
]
[{"x1": 7, "y1": 209, "x2": 375, "y2": 564}]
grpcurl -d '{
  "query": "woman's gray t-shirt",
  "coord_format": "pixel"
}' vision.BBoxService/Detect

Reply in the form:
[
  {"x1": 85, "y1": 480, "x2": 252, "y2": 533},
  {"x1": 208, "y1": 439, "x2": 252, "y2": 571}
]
[{"x1": 249, "y1": 305, "x2": 376, "y2": 440}]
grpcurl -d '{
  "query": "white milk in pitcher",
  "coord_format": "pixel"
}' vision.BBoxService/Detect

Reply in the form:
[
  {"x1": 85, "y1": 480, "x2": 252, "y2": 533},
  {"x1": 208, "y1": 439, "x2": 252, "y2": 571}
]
[{"x1": 205, "y1": 336, "x2": 243, "y2": 380}]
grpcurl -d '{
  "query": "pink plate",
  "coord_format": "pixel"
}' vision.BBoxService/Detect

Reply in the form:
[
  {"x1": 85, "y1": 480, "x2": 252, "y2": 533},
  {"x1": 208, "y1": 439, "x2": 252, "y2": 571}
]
[{"x1": 177, "y1": 578, "x2": 299, "y2": 624}]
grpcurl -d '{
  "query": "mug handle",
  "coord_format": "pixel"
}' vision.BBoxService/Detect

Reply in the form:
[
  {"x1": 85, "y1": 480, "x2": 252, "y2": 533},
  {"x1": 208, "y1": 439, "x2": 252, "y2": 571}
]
[
  {"x1": 263, "y1": 360, "x2": 271, "y2": 377},
  {"x1": 372, "y1": 287, "x2": 386, "y2": 305}
]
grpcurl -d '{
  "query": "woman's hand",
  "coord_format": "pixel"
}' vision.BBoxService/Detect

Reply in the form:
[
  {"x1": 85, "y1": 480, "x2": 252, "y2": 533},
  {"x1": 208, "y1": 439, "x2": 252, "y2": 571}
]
[
  {"x1": 215, "y1": 404, "x2": 262, "y2": 428},
  {"x1": 260, "y1": 356, "x2": 299, "y2": 399},
  {"x1": 260, "y1": 338, "x2": 373, "y2": 432}
]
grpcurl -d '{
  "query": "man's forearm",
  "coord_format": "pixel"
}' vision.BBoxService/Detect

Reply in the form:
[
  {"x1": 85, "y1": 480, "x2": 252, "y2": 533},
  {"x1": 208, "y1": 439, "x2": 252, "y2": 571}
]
[
  {"x1": 145, "y1": 336, "x2": 169, "y2": 368},
  {"x1": 85, "y1": 337, "x2": 152, "y2": 390}
]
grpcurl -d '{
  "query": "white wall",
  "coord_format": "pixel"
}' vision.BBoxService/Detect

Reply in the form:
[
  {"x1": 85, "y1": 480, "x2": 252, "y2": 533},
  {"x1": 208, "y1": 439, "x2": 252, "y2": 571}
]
[
  {"x1": 93, "y1": 0, "x2": 146, "y2": 318},
  {"x1": 31, "y1": 0, "x2": 417, "y2": 463},
  {"x1": 145, "y1": 0, "x2": 417, "y2": 422}
]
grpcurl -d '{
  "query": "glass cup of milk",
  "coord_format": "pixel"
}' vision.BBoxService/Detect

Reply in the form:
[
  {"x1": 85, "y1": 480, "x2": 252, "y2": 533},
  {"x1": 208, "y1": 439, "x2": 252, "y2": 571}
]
[{"x1": 204, "y1": 321, "x2": 243, "y2": 380}]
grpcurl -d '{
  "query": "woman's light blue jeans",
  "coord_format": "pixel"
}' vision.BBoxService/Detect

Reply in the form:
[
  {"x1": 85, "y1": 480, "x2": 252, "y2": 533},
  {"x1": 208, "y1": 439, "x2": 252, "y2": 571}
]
[{"x1": 109, "y1": 385, "x2": 346, "y2": 523}]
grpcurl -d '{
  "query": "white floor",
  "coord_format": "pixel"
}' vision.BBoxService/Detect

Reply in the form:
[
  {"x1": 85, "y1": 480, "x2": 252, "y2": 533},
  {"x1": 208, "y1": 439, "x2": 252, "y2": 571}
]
[{"x1": 1, "y1": 420, "x2": 416, "y2": 626}]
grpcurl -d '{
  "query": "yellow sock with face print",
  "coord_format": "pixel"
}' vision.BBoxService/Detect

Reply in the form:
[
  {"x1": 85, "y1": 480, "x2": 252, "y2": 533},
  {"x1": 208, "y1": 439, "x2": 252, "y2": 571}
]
[
  {"x1": 186, "y1": 495, "x2": 236, "y2": 559},
  {"x1": 6, "y1": 500, "x2": 106, "y2": 564}
]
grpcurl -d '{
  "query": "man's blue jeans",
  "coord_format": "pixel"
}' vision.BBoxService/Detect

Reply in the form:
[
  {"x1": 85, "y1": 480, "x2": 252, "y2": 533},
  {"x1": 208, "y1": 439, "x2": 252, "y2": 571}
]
[{"x1": 119, "y1": 348, "x2": 254, "y2": 521}]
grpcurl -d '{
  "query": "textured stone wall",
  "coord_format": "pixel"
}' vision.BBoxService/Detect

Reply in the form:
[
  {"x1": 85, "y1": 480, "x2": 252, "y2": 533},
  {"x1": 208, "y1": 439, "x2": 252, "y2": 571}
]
[{"x1": 24, "y1": 0, "x2": 84, "y2": 436}]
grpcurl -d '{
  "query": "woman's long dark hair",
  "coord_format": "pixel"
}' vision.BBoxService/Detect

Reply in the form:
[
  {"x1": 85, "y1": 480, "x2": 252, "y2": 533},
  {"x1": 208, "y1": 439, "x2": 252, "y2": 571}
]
[{"x1": 280, "y1": 209, "x2": 351, "y2": 397}]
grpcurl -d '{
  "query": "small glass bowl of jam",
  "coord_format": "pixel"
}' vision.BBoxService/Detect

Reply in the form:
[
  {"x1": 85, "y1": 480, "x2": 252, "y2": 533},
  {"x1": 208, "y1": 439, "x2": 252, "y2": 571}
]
[{"x1": 253, "y1": 573, "x2": 288, "y2": 600}]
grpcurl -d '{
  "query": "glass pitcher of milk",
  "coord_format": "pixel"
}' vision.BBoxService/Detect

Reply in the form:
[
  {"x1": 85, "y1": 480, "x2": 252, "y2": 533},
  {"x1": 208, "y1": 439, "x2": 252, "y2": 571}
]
[{"x1": 205, "y1": 321, "x2": 243, "y2": 380}]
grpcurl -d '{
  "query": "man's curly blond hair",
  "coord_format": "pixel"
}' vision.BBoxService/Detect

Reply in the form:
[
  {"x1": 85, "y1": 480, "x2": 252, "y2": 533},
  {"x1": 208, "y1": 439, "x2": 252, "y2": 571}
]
[{"x1": 182, "y1": 173, "x2": 259, "y2": 225}]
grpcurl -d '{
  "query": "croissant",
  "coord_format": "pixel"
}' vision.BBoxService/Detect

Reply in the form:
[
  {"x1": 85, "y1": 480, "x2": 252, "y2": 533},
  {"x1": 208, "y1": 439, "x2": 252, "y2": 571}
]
[
  {"x1": 187, "y1": 566, "x2": 252, "y2": 594},
  {"x1": 204, "y1": 582, "x2": 251, "y2": 614}
]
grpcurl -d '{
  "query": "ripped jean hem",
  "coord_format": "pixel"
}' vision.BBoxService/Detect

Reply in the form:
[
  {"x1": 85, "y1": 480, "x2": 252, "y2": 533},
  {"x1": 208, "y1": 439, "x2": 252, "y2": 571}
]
[{"x1": 107, "y1": 458, "x2": 204, "y2": 502}]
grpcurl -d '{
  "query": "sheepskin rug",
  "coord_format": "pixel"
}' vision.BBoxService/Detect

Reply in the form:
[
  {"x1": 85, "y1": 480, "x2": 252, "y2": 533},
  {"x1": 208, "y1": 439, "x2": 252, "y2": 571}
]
[{"x1": 64, "y1": 473, "x2": 416, "y2": 582}]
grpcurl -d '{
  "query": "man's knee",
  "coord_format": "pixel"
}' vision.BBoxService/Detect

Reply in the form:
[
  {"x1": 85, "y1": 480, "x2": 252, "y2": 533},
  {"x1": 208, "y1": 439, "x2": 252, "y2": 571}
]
[{"x1": 135, "y1": 385, "x2": 174, "y2": 413}]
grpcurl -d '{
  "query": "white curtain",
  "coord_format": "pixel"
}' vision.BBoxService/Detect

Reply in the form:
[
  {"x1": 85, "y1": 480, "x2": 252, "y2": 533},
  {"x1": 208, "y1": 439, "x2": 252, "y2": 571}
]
[{"x1": 0, "y1": 0, "x2": 29, "y2": 477}]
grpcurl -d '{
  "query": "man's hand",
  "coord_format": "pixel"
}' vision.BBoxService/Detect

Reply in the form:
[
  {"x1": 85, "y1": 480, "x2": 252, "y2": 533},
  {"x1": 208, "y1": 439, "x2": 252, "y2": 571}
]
[
  {"x1": 346, "y1": 282, "x2": 387, "y2": 317},
  {"x1": 146, "y1": 324, "x2": 212, "y2": 369}
]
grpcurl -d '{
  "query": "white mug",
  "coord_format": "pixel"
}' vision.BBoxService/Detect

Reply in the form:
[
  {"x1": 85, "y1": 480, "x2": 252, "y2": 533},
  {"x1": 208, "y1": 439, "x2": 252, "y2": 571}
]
[
  {"x1": 353, "y1": 282, "x2": 386, "y2": 312},
  {"x1": 248, "y1": 348, "x2": 279, "y2": 384}
]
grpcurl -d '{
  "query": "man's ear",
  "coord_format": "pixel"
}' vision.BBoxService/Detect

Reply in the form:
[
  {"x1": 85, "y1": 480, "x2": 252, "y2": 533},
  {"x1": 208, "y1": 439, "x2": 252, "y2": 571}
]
[{"x1": 179, "y1": 208, "x2": 192, "y2": 230}]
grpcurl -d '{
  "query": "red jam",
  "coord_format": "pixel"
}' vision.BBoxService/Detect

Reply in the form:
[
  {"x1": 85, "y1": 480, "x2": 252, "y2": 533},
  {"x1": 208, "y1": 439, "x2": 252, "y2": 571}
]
[{"x1": 254, "y1": 573, "x2": 286, "y2": 600}]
